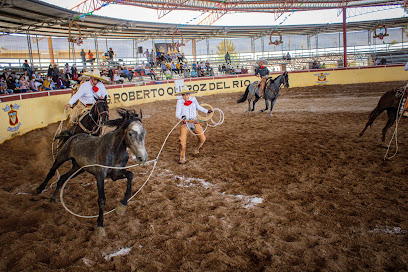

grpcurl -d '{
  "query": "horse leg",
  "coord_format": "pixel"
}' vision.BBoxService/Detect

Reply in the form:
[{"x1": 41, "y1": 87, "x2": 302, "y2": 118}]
[
  {"x1": 95, "y1": 170, "x2": 107, "y2": 236},
  {"x1": 109, "y1": 170, "x2": 134, "y2": 216},
  {"x1": 36, "y1": 159, "x2": 66, "y2": 194},
  {"x1": 382, "y1": 108, "x2": 397, "y2": 145},
  {"x1": 261, "y1": 98, "x2": 270, "y2": 113},
  {"x1": 359, "y1": 107, "x2": 383, "y2": 137},
  {"x1": 50, "y1": 162, "x2": 83, "y2": 203},
  {"x1": 252, "y1": 96, "x2": 260, "y2": 112},
  {"x1": 269, "y1": 94, "x2": 279, "y2": 116}
]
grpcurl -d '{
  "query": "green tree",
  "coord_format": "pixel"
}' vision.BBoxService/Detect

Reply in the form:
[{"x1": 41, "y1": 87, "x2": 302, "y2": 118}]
[{"x1": 216, "y1": 39, "x2": 237, "y2": 62}]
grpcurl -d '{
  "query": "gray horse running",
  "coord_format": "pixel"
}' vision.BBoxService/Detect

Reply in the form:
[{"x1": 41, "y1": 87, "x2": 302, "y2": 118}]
[
  {"x1": 36, "y1": 108, "x2": 148, "y2": 236},
  {"x1": 237, "y1": 72, "x2": 289, "y2": 116}
]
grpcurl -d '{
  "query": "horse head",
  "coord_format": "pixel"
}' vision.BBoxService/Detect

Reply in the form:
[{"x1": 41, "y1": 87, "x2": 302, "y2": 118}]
[
  {"x1": 109, "y1": 108, "x2": 148, "y2": 164},
  {"x1": 91, "y1": 96, "x2": 109, "y2": 125}
]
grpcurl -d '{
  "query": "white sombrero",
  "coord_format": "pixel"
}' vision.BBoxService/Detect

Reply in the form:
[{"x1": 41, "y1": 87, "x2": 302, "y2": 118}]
[
  {"x1": 256, "y1": 59, "x2": 268, "y2": 65},
  {"x1": 173, "y1": 87, "x2": 198, "y2": 96},
  {"x1": 82, "y1": 69, "x2": 109, "y2": 82}
]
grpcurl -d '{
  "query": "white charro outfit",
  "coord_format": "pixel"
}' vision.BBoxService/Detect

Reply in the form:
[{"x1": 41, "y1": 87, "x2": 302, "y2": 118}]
[
  {"x1": 176, "y1": 95, "x2": 209, "y2": 163},
  {"x1": 68, "y1": 81, "x2": 108, "y2": 124}
]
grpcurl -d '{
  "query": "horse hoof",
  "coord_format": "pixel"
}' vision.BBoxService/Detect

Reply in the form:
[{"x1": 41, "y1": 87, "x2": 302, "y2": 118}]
[
  {"x1": 115, "y1": 203, "x2": 127, "y2": 216},
  {"x1": 94, "y1": 226, "x2": 106, "y2": 236},
  {"x1": 35, "y1": 187, "x2": 43, "y2": 194}
]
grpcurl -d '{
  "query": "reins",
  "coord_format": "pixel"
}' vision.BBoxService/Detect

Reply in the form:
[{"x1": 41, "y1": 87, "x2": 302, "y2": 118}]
[{"x1": 77, "y1": 100, "x2": 108, "y2": 135}]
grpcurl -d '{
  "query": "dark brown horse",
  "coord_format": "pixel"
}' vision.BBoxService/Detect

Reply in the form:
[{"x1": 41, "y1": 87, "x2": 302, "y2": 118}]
[{"x1": 359, "y1": 87, "x2": 406, "y2": 144}]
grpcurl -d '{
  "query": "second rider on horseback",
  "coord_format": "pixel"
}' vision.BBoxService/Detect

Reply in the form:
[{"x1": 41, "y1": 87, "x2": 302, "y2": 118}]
[{"x1": 255, "y1": 60, "x2": 270, "y2": 98}]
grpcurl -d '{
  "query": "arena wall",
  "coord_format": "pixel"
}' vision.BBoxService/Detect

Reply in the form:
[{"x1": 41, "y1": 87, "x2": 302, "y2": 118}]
[{"x1": 0, "y1": 65, "x2": 406, "y2": 144}]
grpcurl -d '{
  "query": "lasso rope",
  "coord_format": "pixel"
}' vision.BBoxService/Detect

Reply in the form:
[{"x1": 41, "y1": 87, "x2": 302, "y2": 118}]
[
  {"x1": 384, "y1": 92, "x2": 405, "y2": 160},
  {"x1": 51, "y1": 108, "x2": 67, "y2": 180},
  {"x1": 59, "y1": 119, "x2": 183, "y2": 218},
  {"x1": 186, "y1": 105, "x2": 224, "y2": 136}
]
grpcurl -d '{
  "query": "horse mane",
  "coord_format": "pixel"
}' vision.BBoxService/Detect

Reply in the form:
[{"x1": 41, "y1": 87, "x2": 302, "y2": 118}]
[{"x1": 107, "y1": 108, "x2": 141, "y2": 130}]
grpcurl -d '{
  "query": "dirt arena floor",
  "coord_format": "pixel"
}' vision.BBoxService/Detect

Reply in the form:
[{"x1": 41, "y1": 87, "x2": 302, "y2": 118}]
[{"x1": 0, "y1": 81, "x2": 407, "y2": 271}]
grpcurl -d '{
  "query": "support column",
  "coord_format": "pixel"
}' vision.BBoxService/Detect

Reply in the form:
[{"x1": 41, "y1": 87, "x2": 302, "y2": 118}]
[
  {"x1": 206, "y1": 39, "x2": 210, "y2": 59},
  {"x1": 35, "y1": 35, "x2": 41, "y2": 69},
  {"x1": 94, "y1": 36, "x2": 100, "y2": 68},
  {"x1": 342, "y1": 7, "x2": 347, "y2": 68},
  {"x1": 47, "y1": 36, "x2": 54, "y2": 64},
  {"x1": 192, "y1": 39, "x2": 197, "y2": 62},
  {"x1": 250, "y1": 37, "x2": 255, "y2": 59},
  {"x1": 26, "y1": 31, "x2": 34, "y2": 68},
  {"x1": 261, "y1": 37, "x2": 264, "y2": 58}
]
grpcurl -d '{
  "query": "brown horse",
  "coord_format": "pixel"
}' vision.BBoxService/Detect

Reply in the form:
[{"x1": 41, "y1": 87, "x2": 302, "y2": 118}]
[{"x1": 359, "y1": 87, "x2": 406, "y2": 144}]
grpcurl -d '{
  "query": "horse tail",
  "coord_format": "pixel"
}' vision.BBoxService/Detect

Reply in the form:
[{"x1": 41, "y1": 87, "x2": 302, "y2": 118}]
[{"x1": 237, "y1": 85, "x2": 250, "y2": 103}]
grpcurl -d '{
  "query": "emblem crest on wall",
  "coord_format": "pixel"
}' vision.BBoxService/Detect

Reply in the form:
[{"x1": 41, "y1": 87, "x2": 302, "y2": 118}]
[
  {"x1": 2, "y1": 104, "x2": 22, "y2": 132},
  {"x1": 314, "y1": 72, "x2": 330, "y2": 84}
]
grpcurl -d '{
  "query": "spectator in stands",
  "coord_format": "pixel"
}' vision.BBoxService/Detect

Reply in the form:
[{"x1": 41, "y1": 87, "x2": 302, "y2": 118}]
[
  {"x1": 225, "y1": 52, "x2": 231, "y2": 65},
  {"x1": 374, "y1": 58, "x2": 380, "y2": 65},
  {"x1": 222, "y1": 64, "x2": 226, "y2": 74},
  {"x1": 52, "y1": 64, "x2": 60, "y2": 82},
  {"x1": 144, "y1": 49, "x2": 150, "y2": 62},
  {"x1": 19, "y1": 76, "x2": 29, "y2": 93},
  {"x1": 108, "y1": 48, "x2": 114, "y2": 61},
  {"x1": 23, "y1": 70, "x2": 29, "y2": 81},
  {"x1": 177, "y1": 52, "x2": 183, "y2": 63},
  {"x1": 29, "y1": 76, "x2": 38, "y2": 92},
  {"x1": 122, "y1": 66, "x2": 133, "y2": 81},
  {"x1": 87, "y1": 50, "x2": 94, "y2": 66},
  {"x1": 113, "y1": 71, "x2": 123, "y2": 84},
  {"x1": 380, "y1": 58, "x2": 386, "y2": 65},
  {"x1": 171, "y1": 62, "x2": 178, "y2": 74},
  {"x1": 190, "y1": 69, "x2": 197, "y2": 77},
  {"x1": 33, "y1": 69, "x2": 41, "y2": 82},
  {"x1": 285, "y1": 52, "x2": 291, "y2": 61},
  {"x1": 0, "y1": 78, "x2": 12, "y2": 94},
  {"x1": 161, "y1": 62, "x2": 167, "y2": 74},
  {"x1": 22, "y1": 60, "x2": 32, "y2": 78},
  {"x1": 183, "y1": 62, "x2": 189, "y2": 73},
  {"x1": 164, "y1": 68, "x2": 172, "y2": 80},
  {"x1": 80, "y1": 49, "x2": 86, "y2": 66},
  {"x1": 43, "y1": 77, "x2": 53, "y2": 90},
  {"x1": 321, "y1": 63, "x2": 326, "y2": 69},
  {"x1": 56, "y1": 76, "x2": 66, "y2": 89},
  {"x1": 6, "y1": 76, "x2": 17, "y2": 93},
  {"x1": 312, "y1": 60, "x2": 319, "y2": 69},
  {"x1": 144, "y1": 66, "x2": 156, "y2": 81},
  {"x1": 192, "y1": 62, "x2": 197, "y2": 71},
  {"x1": 71, "y1": 64, "x2": 78, "y2": 76},
  {"x1": 0, "y1": 69, "x2": 8, "y2": 80}
]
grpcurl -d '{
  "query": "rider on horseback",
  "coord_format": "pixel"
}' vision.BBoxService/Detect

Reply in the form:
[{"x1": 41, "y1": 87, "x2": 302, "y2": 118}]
[
  {"x1": 255, "y1": 60, "x2": 270, "y2": 98},
  {"x1": 64, "y1": 69, "x2": 109, "y2": 124}
]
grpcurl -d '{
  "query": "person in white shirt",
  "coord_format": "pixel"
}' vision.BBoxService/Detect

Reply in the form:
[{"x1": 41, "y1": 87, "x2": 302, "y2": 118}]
[
  {"x1": 175, "y1": 88, "x2": 212, "y2": 164},
  {"x1": 64, "y1": 69, "x2": 109, "y2": 124}
]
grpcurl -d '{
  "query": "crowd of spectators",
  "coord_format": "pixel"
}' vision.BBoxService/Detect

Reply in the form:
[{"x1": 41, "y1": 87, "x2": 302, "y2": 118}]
[
  {"x1": 0, "y1": 60, "x2": 86, "y2": 94},
  {"x1": 0, "y1": 49, "x2": 251, "y2": 95}
]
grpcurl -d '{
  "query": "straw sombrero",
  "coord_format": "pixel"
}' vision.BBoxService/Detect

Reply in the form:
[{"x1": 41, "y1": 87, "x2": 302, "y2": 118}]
[
  {"x1": 256, "y1": 59, "x2": 268, "y2": 65},
  {"x1": 82, "y1": 69, "x2": 109, "y2": 82},
  {"x1": 174, "y1": 87, "x2": 198, "y2": 96}
]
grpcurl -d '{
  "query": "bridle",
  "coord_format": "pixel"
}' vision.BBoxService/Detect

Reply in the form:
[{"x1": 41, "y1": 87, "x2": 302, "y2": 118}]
[
  {"x1": 90, "y1": 99, "x2": 109, "y2": 125},
  {"x1": 78, "y1": 99, "x2": 109, "y2": 135}
]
